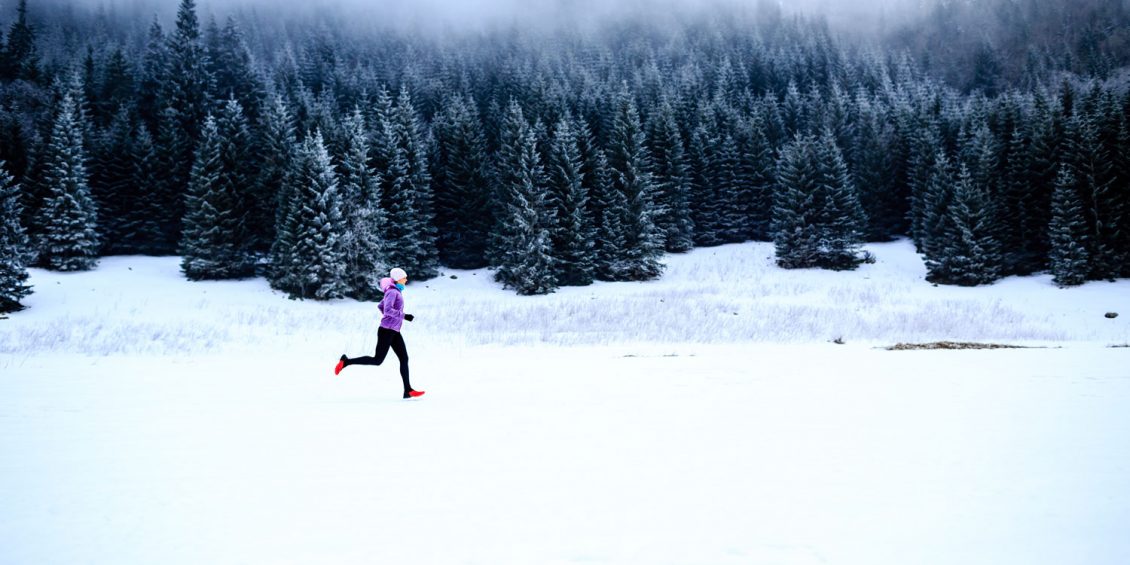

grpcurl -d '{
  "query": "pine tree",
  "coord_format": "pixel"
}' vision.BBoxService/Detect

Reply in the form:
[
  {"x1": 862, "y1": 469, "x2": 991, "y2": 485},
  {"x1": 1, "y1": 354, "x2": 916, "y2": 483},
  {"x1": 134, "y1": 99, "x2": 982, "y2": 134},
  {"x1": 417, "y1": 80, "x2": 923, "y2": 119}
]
[
  {"x1": 37, "y1": 94, "x2": 100, "y2": 272},
  {"x1": 571, "y1": 116, "x2": 623, "y2": 277},
  {"x1": 384, "y1": 87, "x2": 439, "y2": 280},
  {"x1": 126, "y1": 127, "x2": 167, "y2": 254},
  {"x1": 687, "y1": 118, "x2": 724, "y2": 247},
  {"x1": 214, "y1": 97, "x2": 254, "y2": 259},
  {"x1": 152, "y1": 107, "x2": 184, "y2": 253},
  {"x1": 546, "y1": 115, "x2": 596, "y2": 286},
  {"x1": 180, "y1": 115, "x2": 252, "y2": 280},
  {"x1": 713, "y1": 131, "x2": 743, "y2": 244},
  {"x1": 929, "y1": 164, "x2": 1003, "y2": 286},
  {"x1": 921, "y1": 149, "x2": 956, "y2": 270},
  {"x1": 164, "y1": 0, "x2": 213, "y2": 225},
  {"x1": 1067, "y1": 112, "x2": 1119, "y2": 280},
  {"x1": 773, "y1": 135, "x2": 821, "y2": 269},
  {"x1": 89, "y1": 106, "x2": 137, "y2": 254},
  {"x1": 1000, "y1": 123, "x2": 1041, "y2": 274},
  {"x1": 431, "y1": 94, "x2": 492, "y2": 269},
  {"x1": 181, "y1": 116, "x2": 226, "y2": 278},
  {"x1": 906, "y1": 121, "x2": 942, "y2": 251},
  {"x1": 272, "y1": 131, "x2": 350, "y2": 300},
  {"x1": 735, "y1": 114, "x2": 775, "y2": 242},
  {"x1": 3, "y1": 0, "x2": 40, "y2": 83},
  {"x1": 647, "y1": 100, "x2": 694, "y2": 252},
  {"x1": 589, "y1": 147, "x2": 626, "y2": 279},
  {"x1": 137, "y1": 18, "x2": 167, "y2": 136},
  {"x1": 853, "y1": 95, "x2": 900, "y2": 240},
  {"x1": 606, "y1": 86, "x2": 665, "y2": 281},
  {"x1": 772, "y1": 132, "x2": 868, "y2": 271},
  {"x1": 207, "y1": 17, "x2": 263, "y2": 123},
  {"x1": 0, "y1": 160, "x2": 32, "y2": 313},
  {"x1": 492, "y1": 100, "x2": 557, "y2": 295},
  {"x1": 1048, "y1": 165, "x2": 1090, "y2": 287},
  {"x1": 813, "y1": 131, "x2": 868, "y2": 270},
  {"x1": 256, "y1": 94, "x2": 297, "y2": 255},
  {"x1": 1115, "y1": 118, "x2": 1130, "y2": 277},
  {"x1": 339, "y1": 108, "x2": 388, "y2": 300}
]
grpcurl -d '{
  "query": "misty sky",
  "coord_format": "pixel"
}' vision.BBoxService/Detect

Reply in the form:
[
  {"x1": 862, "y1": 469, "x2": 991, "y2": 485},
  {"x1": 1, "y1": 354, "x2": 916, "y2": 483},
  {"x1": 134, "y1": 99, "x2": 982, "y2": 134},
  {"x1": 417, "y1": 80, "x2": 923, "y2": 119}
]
[{"x1": 56, "y1": 0, "x2": 929, "y2": 35}]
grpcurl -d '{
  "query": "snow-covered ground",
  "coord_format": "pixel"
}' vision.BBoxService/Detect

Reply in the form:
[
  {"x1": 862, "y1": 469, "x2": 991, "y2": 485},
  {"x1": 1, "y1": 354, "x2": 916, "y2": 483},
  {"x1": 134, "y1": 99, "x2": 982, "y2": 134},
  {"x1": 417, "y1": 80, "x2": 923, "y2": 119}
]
[{"x1": 2, "y1": 240, "x2": 1129, "y2": 565}]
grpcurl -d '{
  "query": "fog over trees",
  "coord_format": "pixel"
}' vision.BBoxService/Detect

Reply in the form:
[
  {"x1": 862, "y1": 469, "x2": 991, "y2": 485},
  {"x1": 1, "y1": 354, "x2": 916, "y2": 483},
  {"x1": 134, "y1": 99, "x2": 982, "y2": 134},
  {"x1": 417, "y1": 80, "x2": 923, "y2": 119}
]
[{"x1": 1, "y1": 0, "x2": 1128, "y2": 308}]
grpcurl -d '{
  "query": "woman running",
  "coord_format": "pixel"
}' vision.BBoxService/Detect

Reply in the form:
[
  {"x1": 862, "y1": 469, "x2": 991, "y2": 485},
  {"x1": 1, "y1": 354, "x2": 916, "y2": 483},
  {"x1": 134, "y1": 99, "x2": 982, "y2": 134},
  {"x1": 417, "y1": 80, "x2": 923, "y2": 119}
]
[{"x1": 335, "y1": 267, "x2": 425, "y2": 399}]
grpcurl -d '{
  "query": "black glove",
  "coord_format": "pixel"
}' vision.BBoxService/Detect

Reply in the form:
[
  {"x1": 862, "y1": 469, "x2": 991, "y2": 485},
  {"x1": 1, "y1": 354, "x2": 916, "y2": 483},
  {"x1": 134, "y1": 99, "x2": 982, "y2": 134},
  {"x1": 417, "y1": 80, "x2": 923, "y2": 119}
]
[{"x1": 404, "y1": 314, "x2": 415, "y2": 322}]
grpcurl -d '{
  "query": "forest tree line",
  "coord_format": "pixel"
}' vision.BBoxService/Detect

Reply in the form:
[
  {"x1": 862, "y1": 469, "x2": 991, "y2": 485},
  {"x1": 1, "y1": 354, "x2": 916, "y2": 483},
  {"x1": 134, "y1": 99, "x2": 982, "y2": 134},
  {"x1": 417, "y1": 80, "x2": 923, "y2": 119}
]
[{"x1": 1, "y1": 0, "x2": 1129, "y2": 311}]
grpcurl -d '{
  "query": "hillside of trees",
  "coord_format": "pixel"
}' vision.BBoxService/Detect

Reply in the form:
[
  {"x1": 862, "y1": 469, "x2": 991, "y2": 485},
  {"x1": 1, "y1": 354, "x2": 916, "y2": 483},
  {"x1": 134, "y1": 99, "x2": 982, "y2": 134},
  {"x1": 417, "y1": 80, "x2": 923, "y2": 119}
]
[{"x1": 1, "y1": 0, "x2": 1128, "y2": 311}]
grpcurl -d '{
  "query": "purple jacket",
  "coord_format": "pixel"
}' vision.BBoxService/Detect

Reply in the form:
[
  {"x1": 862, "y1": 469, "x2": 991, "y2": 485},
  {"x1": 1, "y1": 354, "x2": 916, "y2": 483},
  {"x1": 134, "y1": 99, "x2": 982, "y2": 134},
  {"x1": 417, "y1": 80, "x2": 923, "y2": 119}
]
[{"x1": 378, "y1": 277, "x2": 405, "y2": 332}]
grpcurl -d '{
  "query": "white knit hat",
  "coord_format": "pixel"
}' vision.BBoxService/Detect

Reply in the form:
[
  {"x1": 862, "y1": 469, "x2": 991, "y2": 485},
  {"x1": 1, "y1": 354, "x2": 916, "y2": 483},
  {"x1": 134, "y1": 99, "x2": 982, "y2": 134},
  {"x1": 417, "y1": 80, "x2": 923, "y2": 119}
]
[{"x1": 390, "y1": 267, "x2": 408, "y2": 281}]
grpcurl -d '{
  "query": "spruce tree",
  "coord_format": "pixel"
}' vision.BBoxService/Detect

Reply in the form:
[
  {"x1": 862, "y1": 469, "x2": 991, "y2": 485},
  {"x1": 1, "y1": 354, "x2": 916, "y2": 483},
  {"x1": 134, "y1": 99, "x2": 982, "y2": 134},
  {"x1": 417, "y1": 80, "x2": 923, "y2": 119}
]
[
  {"x1": 181, "y1": 116, "x2": 229, "y2": 279},
  {"x1": 906, "y1": 121, "x2": 942, "y2": 251},
  {"x1": 921, "y1": 149, "x2": 956, "y2": 272},
  {"x1": 37, "y1": 94, "x2": 100, "y2": 272},
  {"x1": 90, "y1": 106, "x2": 136, "y2": 254},
  {"x1": 127, "y1": 127, "x2": 167, "y2": 254},
  {"x1": 589, "y1": 147, "x2": 626, "y2": 279},
  {"x1": 571, "y1": 116, "x2": 624, "y2": 278},
  {"x1": 214, "y1": 97, "x2": 254, "y2": 260},
  {"x1": 431, "y1": 94, "x2": 492, "y2": 269},
  {"x1": 853, "y1": 95, "x2": 900, "y2": 240},
  {"x1": 1000, "y1": 124, "x2": 1041, "y2": 274},
  {"x1": 0, "y1": 160, "x2": 32, "y2": 313},
  {"x1": 207, "y1": 17, "x2": 263, "y2": 123},
  {"x1": 713, "y1": 132, "x2": 744, "y2": 244},
  {"x1": 773, "y1": 135, "x2": 821, "y2": 269},
  {"x1": 735, "y1": 114, "x2": 775, "y2": 242},
  {"x1": 164, "y1": 0, "x2": 213, "y2": 226},
  {"x1": 606, "y1": 86, "x2": 664, "y2": 281},
  {"x1": 180, "y1": 114, "x2": 252, "y2": 280},
  {"x1": 339, "y1": 108, "x2": 388, "y2": 300},
  {"x1": 813, "y1": 131, "x2": 868, "y2": 270},
  {"x1": 687, "y1": 118, "x2": 724, "y2": 247},
  {"x1": 3, "y1": 0, "x2": 40, "y2": 83},
  {"x1": 546, "y1": 115, "x2": 596, "y2": 286},
  {"x1": 152, "y1": 107, "x2": 183, "y2": 253},
  {"x1": 1067, "y1": 112, "x2": 1118, "y2": 280},
  {"x1": 647, "y1": 100, "x2": 694, "y2": 252},
  {"x1": 137, "y1": 17, "x2": 167, "y2": 136},
  {"x1": 1116, "y1": 118, "x2": 1130, "y2": 277},
  {"x1": 384, "y1": 87, "x2": 439, "y2": 280},
  {"x1": 257, "y1": 94, "x2": 297, "y2": 254},
  {"x1": 273, "y1": 131, "x2": 350, "y2": 300},
  {"x1": 930, "y1": 164, "x2": 1003, "y2": 286},
  {"x1": 492, "y1": 100, "x2": 557, "y2": 295},
  {"x1": 772, "y1": 132, "x2": 867, "y2": 271},
  {"x1": 1048, "y1": 165, "x2": 1090, "y2": 287}
]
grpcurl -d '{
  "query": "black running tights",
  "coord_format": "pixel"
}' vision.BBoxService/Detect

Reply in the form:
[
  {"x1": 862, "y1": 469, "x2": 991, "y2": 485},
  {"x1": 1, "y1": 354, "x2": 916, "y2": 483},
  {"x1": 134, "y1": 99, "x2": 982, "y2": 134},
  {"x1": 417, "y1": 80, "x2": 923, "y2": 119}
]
[{"x1": 346, "y1": 327, "x2": 411, "y2": 393}]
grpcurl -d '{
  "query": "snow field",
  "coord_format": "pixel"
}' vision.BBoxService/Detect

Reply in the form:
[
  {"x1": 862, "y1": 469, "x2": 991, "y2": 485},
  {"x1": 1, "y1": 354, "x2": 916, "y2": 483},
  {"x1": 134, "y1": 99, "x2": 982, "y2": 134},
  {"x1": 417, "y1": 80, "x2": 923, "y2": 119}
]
[
  {"x1": 1, "y1": 238, "x2": 1129, "y2": 564},
  {"x1": 1, "y1": 346, "x2": 1128, "y2": 565}
]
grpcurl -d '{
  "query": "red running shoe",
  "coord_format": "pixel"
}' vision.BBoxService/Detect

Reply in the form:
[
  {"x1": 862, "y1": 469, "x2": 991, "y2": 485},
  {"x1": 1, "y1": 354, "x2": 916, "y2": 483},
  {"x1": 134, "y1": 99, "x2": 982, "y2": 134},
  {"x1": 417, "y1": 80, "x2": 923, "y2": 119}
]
[
  {"x1": 405, "y1": 390, "x2": 426, "y2": 399},
  {"x1": 334, "y1": 355, "x2": 347, "y2": 375}
]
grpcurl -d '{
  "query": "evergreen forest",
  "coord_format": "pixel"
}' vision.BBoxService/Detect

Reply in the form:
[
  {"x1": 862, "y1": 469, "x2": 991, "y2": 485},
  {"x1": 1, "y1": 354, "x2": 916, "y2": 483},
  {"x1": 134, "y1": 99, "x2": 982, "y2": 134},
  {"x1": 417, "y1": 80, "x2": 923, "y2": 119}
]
[{"x1": 1, "y1": 0, "x2": 1129, "y2": 310}]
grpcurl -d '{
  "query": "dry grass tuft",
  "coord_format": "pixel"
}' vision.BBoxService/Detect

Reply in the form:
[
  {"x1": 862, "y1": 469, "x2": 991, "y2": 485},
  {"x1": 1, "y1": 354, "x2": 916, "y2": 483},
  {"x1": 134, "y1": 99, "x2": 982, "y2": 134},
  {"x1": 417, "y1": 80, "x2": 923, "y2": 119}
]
[{"x1": 886, "y1": 341, "x2": 1033, "y2": 351}]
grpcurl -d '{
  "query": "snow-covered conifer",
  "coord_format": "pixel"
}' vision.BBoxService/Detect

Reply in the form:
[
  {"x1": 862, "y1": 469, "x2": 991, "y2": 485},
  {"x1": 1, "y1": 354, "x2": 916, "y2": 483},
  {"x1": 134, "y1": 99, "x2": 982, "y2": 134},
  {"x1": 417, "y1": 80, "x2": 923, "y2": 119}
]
[
  {"x1": 0, "y1": 160, "x2": 32, "y2": 312},
  {"x1": 492, "y1": 100, "x2": 557, "y2": 295},
  {"x1": 1048, "y1": 165, "x2": 1091, "y2": 287},
  {"x1": 272, "y1": 131, "x2": 350, "y2": 299},
  {"x1": 37, "y1": 94, "x2": 100, "y2": 272},
  {"x1": 605, "y1": 85, "x2": 664, "y2": 281},
  {"x1": 339, "y1": 108, "x2": 388, "y2": 300},
  {"x1": 546, "y1": 115, "x2": 596, "y2": 286}
]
